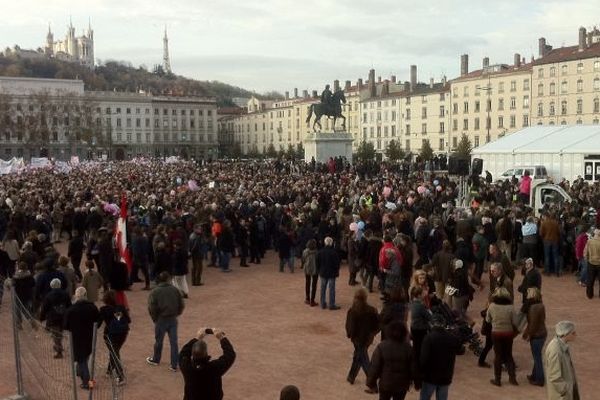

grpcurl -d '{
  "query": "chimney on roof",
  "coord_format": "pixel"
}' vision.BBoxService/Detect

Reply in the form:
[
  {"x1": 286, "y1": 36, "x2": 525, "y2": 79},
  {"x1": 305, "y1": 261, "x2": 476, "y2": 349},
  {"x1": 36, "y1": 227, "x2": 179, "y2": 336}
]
[
  {"x1": 345, "y1": 80, "x2": 351, "y2": 91},
  {"x1": 430, "y1": 78, "x2": 434, "y2": 89},
  {"x1": 410, "y1": 65, "x2": 417, "y2": 92},
  {"x1": 514, "y1": 53, "x2": 521, "y2": 69},
  {"x1": 368, "y1": 69, "x2": 376, "y2": 97},
  {"x1": 334, "y1": 79, "x2": 340, "y2": 91},
  {"x1": 579, "y1": 26, "x2": 587, "y2": 51},
  {"x1": 382, "y1": 80, "x2": 389, "y2": 96},
  {"x1": 460, "y1": 54, "x2": 469, "y2": 76},
  {"x1": 285, "y1": 91, "x2": 289, "y2": 99},
  {"x1": 357, "y1": 78, "x2": 363, "y2": 90},
  {"x1": 539, "y1": 37, "x2": 547, "y2": 58},
  {"x1": 303, "y1": 90, "x2": 309, "y2": 98},
  {"x1": 442, "y1": 75, "x2": 447, "y2": 86},
  {"x1": 391, "y1": 75, "x2": 396, "y2": 83},
  {"x1": 294, "y1": 88, "x2": 298, "y2": 98},
  {"x1": 312, "y1": 90, "x2": 318, "y2": 98},
  {"x1": 483, "y1": 57, "x2": 489, "y2": 68}
]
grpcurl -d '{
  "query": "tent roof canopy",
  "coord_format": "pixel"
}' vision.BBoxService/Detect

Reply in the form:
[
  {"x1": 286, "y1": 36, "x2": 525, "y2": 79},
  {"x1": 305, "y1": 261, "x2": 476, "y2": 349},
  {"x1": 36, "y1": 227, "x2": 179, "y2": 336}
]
[{"x1": 473, "y1": 125, "x2": 600, "y2": 155}]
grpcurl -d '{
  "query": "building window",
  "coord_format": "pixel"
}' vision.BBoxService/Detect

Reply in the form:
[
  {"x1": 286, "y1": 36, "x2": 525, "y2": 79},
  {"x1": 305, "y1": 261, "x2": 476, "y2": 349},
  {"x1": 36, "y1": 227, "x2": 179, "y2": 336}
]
[
  {"x1": 523, "y1": 96, "x2": 530, "y2": 109},
  {"x1": 510, "y1": 115, "x2": 516, "y2": 128},
  {"x1": 510, "y1": 81, "x2": 516, "y2": 92},
  {"x1": 594, "y1": 98, "x2": 600, "y2": 113},
  {"x1": 538, "y1": 68, "x2": 544, "y2": 78},
  {"x1": 145, "y1": 118, "x2": 150, "y2": 128},
  {"x1": 538, "y1": 84, "x2": 544, "y2": 96},
  {"x1": 510, "y1": 97, "x2": 516, "y2": 110},
  {"x1": 474, "y1": 117, "x2": 480, "y2": 130},
  {"x1": 577, "y1": 99, "x2": 583, "y2": 114},
  {"x1": 523, "y1": 79, "x2": 530, "y2": 91},
  {"x1": 549, "y1": 102, "x2": 555, "y2": 116},
  {"x1": 463, "y1": 119, "x2": 468, "y2": 130},
  {"x1": 523, "y1": 115, "x2": 529, "y2": 127},
  {"x1": 561, "y1": 65, "x2": 568, "y2": 75},
  {"x1": 136, "y1": 118, "x2": 141, "y2": 128},
  {"x1": 498, "y1": 116, "x2": 504, "y2": 128},
  {"x1": 561, "y1": 81, "x2": 568, "y2": 94},
  {"x1": 406, "y1": 140, "x2": 411, "y2": 150},
  {"x1": 577, "y1": 79, "x2": 583, "y2": 92},
  {"x1": 384, "y1": 126, "x2": 389, "y2": 137},
  {"x1": 421, "y1": 123, "x2": 427, "y2": 134},
  {"x1": 391, "y1": 126, "x2": 396, "y2": 136},
  {"x1": 537, "y1": 103, "x2": 544, "y2": 117},
  {"x1": 475, "y1": 101, "x2": 480, "y2": 112},
  {"x1": 498, "y1": 99, "x2": 504, "y2": 111},
  {"x1": 126, "y1": 108, "x2": 131, "y2": 114},
  {"x1": 474, "y1": 136, "x2": 480, "y2": 147},
  {"x1": 421, "y1": 107, "x2": 427, "y2": 119},
  {"x1": 594, "y1": 118, "x2": 599, "y2": 124},
  {"x1": 452, "y1": 137, "x2": 457, "y2": 148},
  {"x1": 595, "y1": 61, "x2": 600, "y2": 71},
  {"x1": 126, "y1": 118, "x2": 131, "y2": 128},
  {"x1": 406, "y1": 109, "x2": 411, "y2": 120},
  {"x1": 452, "y1": 119, "x2": 458, "y2": 131},
  {"x1": 550, "y1": 67, "x2": 556, "y2": 77},
  {"x1": 405, "y1": 125, "x2": 411, "y2": 135},
  {"x1": 391, "y1": 111, "x2": 396, "y2": 121},
  {"x1": 550, "y1": 82, "x2": 556, "y2": 95},
  {"x1": 439, "y1": 106, "x2": 445, "y2": 117},
  {"x1": 594, "y1": 78, "x2": 600, "y2": 91},
  {"x1": 498, "y1": 82, "x2": 504, "y2": 93},
  {"x1": 463, "y1": 101, "x2": 469, "y2": 113},
  {"x1": 463, "y1": 86, "x2": 469, "y2": 96},
  {"x1": 439, "y1": 138, "x2": 445, "y2": 150},
  {"x1": 577, "y1": 63, "x2": 583, "y2": 74},
  {"x1": 561, "y1": 100, "x2": 567, "y2": 115},
  {"x1": 136, "y1": 132, "x2": 141, "y2": 142},
  {"x1": 116, "y1": 118, "x2": 121, "y2": 127},
  {"x1": 577, "y1": 118, "x2": 583, "y2": 125},
  {"x1": 453, "y1": 103, "x2": 458, "y2": 114},
  {"x1": 439, "y1": 122, "x2": 445, "y2": 133}
]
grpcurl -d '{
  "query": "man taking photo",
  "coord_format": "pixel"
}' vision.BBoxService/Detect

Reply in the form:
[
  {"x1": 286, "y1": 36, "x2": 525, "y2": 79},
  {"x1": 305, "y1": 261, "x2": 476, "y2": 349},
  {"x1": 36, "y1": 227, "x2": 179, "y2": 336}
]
[{"x1": 179, "y1": 327, "x2": 236, "y2": 400}]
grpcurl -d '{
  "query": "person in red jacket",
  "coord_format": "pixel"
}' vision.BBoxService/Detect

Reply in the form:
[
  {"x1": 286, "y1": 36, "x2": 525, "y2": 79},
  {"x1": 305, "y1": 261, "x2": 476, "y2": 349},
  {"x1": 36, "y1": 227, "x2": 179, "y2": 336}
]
[{"x1": 378, "y1": 235, "x2": 403, "y2": 293}]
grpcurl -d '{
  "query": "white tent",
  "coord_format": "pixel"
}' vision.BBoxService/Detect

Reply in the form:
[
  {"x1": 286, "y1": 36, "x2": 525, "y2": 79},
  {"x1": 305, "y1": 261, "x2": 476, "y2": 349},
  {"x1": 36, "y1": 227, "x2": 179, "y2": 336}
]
[{"x1": 472, "y1": 125, "x2": 600, "y2": 182}]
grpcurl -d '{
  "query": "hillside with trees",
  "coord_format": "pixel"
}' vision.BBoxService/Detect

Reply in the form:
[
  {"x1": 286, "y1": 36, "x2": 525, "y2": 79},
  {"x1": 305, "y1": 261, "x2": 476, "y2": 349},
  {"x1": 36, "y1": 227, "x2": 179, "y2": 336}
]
[{"x1": 0, "y1": 54, "x2": 281, "y2": 106}]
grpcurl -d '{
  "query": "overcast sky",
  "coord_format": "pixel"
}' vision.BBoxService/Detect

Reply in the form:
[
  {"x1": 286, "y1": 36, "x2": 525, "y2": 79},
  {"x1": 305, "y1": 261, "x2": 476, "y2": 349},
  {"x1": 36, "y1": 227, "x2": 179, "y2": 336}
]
[{"x1": 1, "y1": 0, "x2": 599, "y2": 94}]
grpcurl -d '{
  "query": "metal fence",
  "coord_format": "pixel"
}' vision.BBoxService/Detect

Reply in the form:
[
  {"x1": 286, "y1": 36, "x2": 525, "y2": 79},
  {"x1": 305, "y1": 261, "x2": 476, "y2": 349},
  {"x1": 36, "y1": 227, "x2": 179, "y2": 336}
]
[{"x1": 9, "y1": 287, "x2": 126, "y2": 400}]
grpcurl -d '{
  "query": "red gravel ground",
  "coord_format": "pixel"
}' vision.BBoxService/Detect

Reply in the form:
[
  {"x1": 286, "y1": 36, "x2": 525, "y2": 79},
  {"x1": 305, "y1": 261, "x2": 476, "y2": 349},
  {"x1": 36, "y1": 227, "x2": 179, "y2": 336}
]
[{"x1": 1, "y1": 248, "x2": 599, "y2": 400}]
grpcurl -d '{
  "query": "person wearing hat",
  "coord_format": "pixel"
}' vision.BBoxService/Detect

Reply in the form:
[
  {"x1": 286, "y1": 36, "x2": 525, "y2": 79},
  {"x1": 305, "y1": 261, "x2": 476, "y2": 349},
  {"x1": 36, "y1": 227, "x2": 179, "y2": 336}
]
[
  {"x1": 544, "y1": 321, "x2": 579, "y2": 400},
  {"x1": 583, "y1": 228, "x2": 600, "y2": 299},
  {"x1": 419, "y1": 314, "x2": 462, "y2": 400}
]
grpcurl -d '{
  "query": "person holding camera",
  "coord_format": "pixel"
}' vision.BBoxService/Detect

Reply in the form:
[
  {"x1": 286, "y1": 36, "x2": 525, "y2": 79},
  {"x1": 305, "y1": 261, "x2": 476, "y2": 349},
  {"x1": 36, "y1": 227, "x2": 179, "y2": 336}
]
[{"x1": 179, "y1": 327, "x2": 236, "y2": 400}]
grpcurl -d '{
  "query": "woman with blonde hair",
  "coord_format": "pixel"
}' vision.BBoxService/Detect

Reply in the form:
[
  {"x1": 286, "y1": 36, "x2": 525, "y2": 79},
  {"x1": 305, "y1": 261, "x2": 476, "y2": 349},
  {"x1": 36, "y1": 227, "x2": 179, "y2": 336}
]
[
  {"x1": 522, "y1": 287, "x2": 547, "y2": 387},
  {"x1": 409, "y1": 269, "x2": 432, "y2": 308},
  {"x1": 486, "y1": 287, "x2": 518, "y2": 386},
  {"x1": 345, "y1": 288, "x2": 379, "y2": 385}
]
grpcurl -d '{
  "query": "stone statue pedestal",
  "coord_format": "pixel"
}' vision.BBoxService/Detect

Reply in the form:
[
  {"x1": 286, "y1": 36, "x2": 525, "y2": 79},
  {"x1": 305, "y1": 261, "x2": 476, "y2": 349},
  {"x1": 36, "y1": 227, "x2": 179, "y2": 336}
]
[{"x1": 304, "y1": 131, "x2": 354, "y2": 164}]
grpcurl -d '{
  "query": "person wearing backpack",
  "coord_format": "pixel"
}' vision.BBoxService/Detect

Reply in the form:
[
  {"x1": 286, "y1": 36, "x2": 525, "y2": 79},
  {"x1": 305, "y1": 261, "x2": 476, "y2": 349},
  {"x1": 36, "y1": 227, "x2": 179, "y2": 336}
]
[
  {"x1": 39, "y1": 278, "x2": 72, "y2": 359},
  {"x1": 97, "y1": 290, "x2": 130, "y2": 385}
]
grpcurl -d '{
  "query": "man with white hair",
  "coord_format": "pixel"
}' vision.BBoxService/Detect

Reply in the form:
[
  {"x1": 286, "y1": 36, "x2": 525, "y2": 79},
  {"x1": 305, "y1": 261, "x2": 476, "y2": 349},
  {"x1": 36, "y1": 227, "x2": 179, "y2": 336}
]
[
  {"x1": 544, "y1": 321, "x2": 579, "y2": 400},
  {"x1": 64, "y1": 286, "x2": 100, "y2": 390},
  {"x1": 39, "y1": 278, "x2": 72, "y2": 359},
  {"x1": 316, "y1": 237, "x2": 341, "y2": 310}
]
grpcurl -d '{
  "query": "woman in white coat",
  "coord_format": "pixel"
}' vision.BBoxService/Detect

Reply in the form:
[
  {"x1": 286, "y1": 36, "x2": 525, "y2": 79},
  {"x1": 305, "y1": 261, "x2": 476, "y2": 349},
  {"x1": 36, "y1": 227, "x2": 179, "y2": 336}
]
[{"x1": 544, "y1": 321, "x2": 579, "y2": 400}]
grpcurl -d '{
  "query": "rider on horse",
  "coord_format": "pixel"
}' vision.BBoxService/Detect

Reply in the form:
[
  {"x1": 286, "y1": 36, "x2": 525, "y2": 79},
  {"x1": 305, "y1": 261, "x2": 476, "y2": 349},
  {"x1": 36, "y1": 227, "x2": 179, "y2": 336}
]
[{"x1": 321, "y1": 84, "x2": 333, "y2": 114}]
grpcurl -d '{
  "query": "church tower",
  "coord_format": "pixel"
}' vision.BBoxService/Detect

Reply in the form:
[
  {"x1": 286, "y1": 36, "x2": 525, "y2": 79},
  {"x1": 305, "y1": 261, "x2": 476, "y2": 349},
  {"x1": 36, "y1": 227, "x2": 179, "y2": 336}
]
[
  {"x1": 163, "y1": 27, "x2": 172, "y2": 74},
  {"x1": 45, "y1": 24, "x2": 54, "y2": 56}
]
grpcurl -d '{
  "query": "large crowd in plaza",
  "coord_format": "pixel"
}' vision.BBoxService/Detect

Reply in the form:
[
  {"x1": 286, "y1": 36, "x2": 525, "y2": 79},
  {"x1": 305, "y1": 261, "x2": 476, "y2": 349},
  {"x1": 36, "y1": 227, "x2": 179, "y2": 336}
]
[{"x1": 0, "y1": 156, "x2": 597, "y2": 400}]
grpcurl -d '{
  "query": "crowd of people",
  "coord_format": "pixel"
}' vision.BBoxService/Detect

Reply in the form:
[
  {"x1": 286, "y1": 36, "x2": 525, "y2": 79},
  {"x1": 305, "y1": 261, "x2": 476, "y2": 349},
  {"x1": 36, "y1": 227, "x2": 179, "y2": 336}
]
[{"x1": 0, "y1": 156, "x2": 594, "y2": 399}]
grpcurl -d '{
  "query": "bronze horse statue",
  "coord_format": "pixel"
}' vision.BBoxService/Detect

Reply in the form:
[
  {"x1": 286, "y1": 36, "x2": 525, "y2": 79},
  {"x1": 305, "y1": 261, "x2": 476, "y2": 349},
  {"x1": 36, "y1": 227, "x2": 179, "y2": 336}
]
[{"x1": 306, "y1": 90, "x2": 346, "y2": 132}]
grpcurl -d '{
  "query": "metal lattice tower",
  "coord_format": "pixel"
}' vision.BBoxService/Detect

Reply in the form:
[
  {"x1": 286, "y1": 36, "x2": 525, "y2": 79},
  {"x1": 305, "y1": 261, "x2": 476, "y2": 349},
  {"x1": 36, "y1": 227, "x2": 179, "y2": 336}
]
[{"x1": 163, "y1": 26, "x2": 172, "y2": 73}]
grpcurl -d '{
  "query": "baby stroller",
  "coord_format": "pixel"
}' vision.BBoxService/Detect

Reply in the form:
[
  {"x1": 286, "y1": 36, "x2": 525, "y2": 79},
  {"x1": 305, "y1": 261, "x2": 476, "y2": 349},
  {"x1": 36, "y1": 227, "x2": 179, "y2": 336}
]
[{"x1": 430, "y1": 302, "x2": 483, "y2": 356}]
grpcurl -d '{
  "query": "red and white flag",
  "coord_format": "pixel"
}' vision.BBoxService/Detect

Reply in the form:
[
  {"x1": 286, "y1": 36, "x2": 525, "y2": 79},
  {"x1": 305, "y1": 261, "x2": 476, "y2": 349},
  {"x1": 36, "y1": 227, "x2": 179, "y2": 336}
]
[{"x1": 115, "y1": 193, "x2": 132, "y2": 273}]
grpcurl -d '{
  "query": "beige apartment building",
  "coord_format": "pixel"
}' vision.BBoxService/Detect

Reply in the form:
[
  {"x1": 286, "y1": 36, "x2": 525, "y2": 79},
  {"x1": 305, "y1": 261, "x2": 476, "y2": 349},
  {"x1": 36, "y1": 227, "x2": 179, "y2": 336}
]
[
  {"x1": 449, "y1": 54, "x2": 533, "y2": 149},
  {"x1": 0, "y1": 76, "x2": 219, "y2": 160},
  {"x1": 531, "y1": 27, "x2": 600, "y2": 126}
]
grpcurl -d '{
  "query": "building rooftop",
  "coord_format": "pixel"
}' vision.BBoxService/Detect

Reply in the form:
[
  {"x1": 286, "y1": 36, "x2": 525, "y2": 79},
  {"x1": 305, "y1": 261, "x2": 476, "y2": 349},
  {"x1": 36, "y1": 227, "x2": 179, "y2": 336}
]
[
  {"x1": 533, "y1": 42, "x2": 600, "y2": 66},
  {"x1": 453, "y1": 62, "x2": 533, "y2": 82}
]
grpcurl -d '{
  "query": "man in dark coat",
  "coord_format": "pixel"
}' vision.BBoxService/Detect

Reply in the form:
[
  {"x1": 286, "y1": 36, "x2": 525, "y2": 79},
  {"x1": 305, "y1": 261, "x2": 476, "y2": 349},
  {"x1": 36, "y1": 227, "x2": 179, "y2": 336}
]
[
  {"x1": 40, "y1": 278, "x2": 72, "y2": 358},
  {"x1": 517, "y1": 257, "x2": 542, "y2": 306},
  {"x1": 63, "y1": 287, "x2": 99, "y2": 389},
  {"x1": 68, "y1": 231, "x2": 85, "y2": 280},
  {"x1": 316, "y1": 236, "x2": 341, "y2": 310},
  {"x1": 179, "y1": 328, "x2": 236, "y2": 400},
  {"x1": 419, "y1": 314, "x2": 463, "y2": 400}
]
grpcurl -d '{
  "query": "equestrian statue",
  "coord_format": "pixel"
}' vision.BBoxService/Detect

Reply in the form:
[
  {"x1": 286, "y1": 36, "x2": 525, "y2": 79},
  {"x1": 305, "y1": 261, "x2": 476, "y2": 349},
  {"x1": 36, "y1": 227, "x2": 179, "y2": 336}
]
[{"x1": 306, "y1": 84, "x2": 346, "y2": 132}]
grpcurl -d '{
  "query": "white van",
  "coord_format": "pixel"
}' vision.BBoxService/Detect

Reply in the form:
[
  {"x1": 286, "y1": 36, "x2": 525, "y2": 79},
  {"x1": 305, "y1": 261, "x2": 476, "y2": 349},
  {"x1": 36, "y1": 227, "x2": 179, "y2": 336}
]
[{"x1": 499, "y1": 165, "x2": 548, "y2": 180}]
